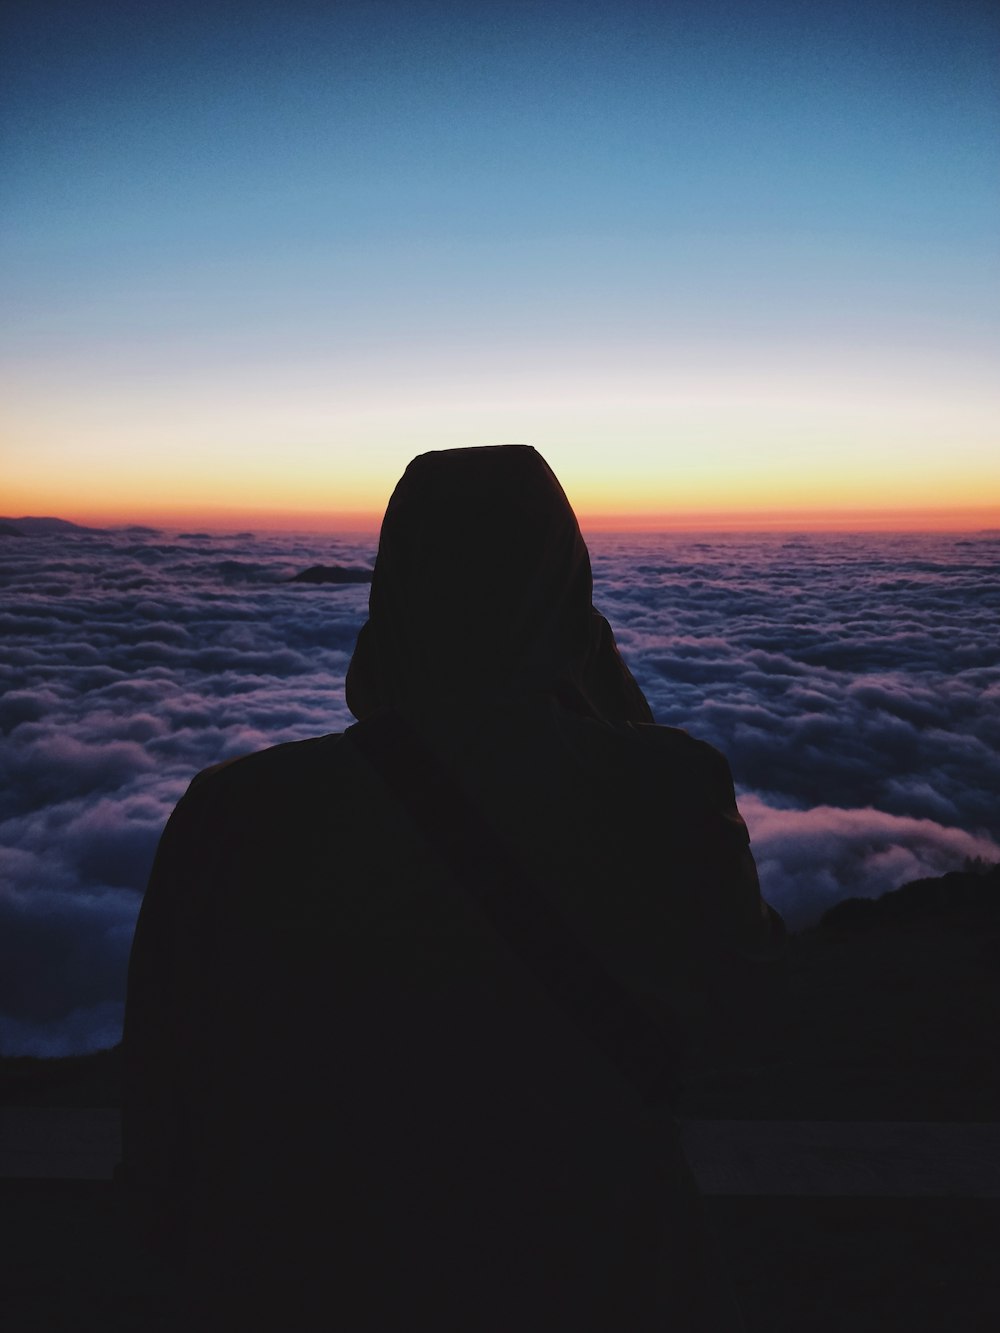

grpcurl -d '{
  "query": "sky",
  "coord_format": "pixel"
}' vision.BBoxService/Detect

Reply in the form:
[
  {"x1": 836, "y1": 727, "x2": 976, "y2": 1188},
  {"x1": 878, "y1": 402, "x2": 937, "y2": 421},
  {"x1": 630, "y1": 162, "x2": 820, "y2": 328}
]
[{"x1": 2, "y1": 0, "x2": 999, "y2": 528}]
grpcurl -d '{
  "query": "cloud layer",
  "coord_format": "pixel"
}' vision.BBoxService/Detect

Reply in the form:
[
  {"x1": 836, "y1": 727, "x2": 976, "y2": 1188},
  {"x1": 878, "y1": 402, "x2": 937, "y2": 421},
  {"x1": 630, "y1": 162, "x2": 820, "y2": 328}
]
[
  {"x1": 1, "y1": 525, "x2": 997, "y2": 1054},
  {"x1": 596, "y1": 531, "x2": 1000, "y2": 926}
]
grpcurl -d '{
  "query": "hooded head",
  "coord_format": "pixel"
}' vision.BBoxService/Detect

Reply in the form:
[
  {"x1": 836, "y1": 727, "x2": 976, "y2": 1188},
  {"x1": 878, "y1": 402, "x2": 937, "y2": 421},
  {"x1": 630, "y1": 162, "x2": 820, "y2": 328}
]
[{"x1": 346, "y1": 445, "x2": 652, "y2": 726}]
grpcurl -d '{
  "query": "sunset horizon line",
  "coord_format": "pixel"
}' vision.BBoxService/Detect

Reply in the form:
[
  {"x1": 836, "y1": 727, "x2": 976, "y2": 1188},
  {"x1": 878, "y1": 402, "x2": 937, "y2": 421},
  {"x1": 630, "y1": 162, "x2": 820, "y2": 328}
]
[{"x1": 6, "y1": 503, "x2": 999, "y2": 536}]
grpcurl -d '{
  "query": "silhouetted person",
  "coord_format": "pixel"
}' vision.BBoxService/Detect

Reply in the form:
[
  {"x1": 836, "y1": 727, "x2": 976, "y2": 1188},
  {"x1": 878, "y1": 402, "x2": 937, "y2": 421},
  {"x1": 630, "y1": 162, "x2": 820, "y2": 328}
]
[{"x1": 123, "y1": 445, "x2": 784, "y2": 1331}]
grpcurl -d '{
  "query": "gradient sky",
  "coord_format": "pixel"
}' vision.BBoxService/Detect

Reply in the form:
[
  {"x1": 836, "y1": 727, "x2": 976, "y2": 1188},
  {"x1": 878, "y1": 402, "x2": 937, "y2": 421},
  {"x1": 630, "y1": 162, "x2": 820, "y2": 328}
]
[{"x1": 2, "y1": 0, "x2": 998, "y2": 528}]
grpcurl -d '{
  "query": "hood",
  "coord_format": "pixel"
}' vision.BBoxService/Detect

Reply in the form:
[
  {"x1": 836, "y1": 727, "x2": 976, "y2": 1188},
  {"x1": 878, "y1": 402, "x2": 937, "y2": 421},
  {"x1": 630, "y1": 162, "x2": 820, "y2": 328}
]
[{"x1": 346, "y1": 445, "x2": 653, "y2": 727}]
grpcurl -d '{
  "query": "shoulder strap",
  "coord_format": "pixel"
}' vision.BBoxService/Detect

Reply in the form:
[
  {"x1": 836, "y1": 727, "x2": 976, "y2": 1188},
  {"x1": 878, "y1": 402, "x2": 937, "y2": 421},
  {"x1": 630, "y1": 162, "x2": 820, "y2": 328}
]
[{"x1": 347, "y1": 709, "x2": 679, "y2": 1110}]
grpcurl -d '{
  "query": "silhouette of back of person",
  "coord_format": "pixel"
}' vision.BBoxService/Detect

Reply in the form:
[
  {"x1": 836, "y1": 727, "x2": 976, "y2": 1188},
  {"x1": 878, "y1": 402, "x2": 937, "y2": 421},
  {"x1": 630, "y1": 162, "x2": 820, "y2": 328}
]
[{"x1": 123, "y1": 445, "x2": 784, "y2": 1331}]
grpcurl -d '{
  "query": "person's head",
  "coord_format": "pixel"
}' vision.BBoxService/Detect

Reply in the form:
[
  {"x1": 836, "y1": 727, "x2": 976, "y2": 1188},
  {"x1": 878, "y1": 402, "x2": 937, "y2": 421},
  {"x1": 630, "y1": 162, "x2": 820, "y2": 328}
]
[{"x1": 346, "y1": 445, "x2": 652, "y2": 726}]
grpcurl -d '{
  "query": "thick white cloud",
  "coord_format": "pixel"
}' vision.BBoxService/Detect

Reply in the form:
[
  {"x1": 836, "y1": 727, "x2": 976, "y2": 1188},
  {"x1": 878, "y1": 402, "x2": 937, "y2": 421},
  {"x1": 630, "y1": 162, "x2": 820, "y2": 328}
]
[
  {"x1": 595, "y1": 531, "x2": 1000, "y2": 841},
  {"x1": 1, "y1": 525, "x2": 997, "y2": 1054}
]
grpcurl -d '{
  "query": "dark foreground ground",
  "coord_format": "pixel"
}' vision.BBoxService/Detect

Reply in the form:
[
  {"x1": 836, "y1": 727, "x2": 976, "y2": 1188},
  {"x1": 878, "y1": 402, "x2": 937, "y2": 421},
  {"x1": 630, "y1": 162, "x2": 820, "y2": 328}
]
[
  {"x1": 3, "y1": 1180, "x2": 996, "y2": 1332},
  {"x1": 3, "y1": 868, "x2": 998, "y2": 1330}
]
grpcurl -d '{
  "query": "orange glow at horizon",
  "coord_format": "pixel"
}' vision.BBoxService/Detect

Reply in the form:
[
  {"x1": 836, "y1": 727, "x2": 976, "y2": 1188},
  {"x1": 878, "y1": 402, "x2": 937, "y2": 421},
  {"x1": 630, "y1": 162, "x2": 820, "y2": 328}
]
[
  {"x1": 5, "y1": 330, "x2": 998, "y2": 535},
  {"x1": 4, "y1": 490, "x2": 998, "y2": 536},
  {"x1": 4, "y1": 453, "x2": 1000, "y2": 534},
  {"x1": 4, "y1": 412, "x2": 998, "y2": 534}
]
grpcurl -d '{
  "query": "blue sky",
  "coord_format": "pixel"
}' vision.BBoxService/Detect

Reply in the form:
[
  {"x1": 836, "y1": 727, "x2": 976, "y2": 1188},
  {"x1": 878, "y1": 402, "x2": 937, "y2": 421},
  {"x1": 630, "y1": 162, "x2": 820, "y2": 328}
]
[{"x1": 2, "y1": 0, "x2": 998, "y2": 523}]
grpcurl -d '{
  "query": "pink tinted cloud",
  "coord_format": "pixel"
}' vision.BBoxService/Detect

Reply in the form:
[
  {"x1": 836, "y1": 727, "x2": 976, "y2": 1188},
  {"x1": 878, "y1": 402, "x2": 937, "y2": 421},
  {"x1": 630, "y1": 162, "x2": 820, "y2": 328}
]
[{"x1": 740, "y1": 794, "x2": 1000, "y2": 927}]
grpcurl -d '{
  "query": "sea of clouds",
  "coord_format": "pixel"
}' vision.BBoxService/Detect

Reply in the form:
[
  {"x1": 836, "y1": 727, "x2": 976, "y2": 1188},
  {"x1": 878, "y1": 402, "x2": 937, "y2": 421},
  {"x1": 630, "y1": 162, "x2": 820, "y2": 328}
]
[{"x1": 1, "y1": 524, "x2": 998, "y2": 1056}]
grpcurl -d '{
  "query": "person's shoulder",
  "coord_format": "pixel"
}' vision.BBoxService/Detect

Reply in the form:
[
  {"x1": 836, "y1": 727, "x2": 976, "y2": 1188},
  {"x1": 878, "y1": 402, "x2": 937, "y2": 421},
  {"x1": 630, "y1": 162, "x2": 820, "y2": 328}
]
[
  {"x1": 625, "y1": 722, "x2": 736, "y2": 802},
  {"x1": 629, "y1": 721, "x2": 726, "y2": 766},
  {"x1": 184, "y1": 732, "x2": 347, "y2": 805},
  {"x1": 552, "y1": 705, "x2": 736, "y2": 802}
]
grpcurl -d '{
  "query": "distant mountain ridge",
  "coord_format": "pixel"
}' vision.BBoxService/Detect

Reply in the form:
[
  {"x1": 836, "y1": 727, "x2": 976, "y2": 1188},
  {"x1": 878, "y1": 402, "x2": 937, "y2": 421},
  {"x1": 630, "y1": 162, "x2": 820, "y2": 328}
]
[
  {"x1": 0, "y1": 516, "x2": 106, "y2": 536},
  {"x1": 288, "y1": 564, "x2": 374, "y2": 584}
]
